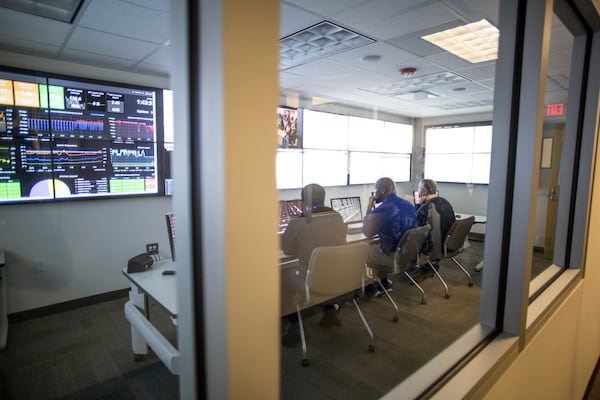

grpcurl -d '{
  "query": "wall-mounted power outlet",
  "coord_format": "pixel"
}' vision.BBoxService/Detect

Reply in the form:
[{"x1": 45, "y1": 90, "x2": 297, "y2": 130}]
[{"x1": 146, "y1": 243, "x2": 159, "y2": 255}]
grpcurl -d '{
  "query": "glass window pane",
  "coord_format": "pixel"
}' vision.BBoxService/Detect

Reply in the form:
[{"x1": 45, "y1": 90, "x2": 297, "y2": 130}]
[
  {"x1": 531, "y1": 12, "x2": 574, "y2": 281},
  {"x1": 278, "y1": 0, "x2": 501, "y2": 396}
]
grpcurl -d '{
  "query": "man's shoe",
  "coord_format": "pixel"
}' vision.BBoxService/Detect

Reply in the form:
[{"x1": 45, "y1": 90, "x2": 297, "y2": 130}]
[{"x1": 375, "y1": 279, "x2": 393, "y2": 297}]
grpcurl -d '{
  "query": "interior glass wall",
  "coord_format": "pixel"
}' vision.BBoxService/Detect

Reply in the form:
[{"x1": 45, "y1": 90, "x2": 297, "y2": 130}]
[{"x1": 278, "y1": 1, "x2": 498, "y2": 397}]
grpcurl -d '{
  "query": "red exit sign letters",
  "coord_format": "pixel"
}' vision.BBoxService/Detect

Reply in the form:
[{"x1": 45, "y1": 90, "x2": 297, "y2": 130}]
[{"x1": 546, "y1": 103, "x2": 564, "y2": 117}]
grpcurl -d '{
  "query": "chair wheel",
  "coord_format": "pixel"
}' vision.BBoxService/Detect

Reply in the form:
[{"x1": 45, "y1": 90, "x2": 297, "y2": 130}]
[
  {"x1": 301, "y1": 358, "x2": 309, "y2": 367},
  {"x1": 134, "y1": 354, "x2": 144, "y2": 362},
  {"x1": 368, "y1": 344, "x2": 375, "y2": 352},
  {"x1": 392, "y1": 315, "x2": 399, "y2": 322},
  {"x1": 445, "y1": 294, "x2": 450, "y2": 299},
  {"x1": 421, "y1": 300, "x2": 427, "y2": 305},
  {"x1": 468, "y1": 282, "x2": 474, "y2": 287}
]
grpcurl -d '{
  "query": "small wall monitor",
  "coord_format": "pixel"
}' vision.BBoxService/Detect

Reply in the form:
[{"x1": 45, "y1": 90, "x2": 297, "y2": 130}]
[{"x1": 330, "y1": 196, "x2": 363, "y2": 224}]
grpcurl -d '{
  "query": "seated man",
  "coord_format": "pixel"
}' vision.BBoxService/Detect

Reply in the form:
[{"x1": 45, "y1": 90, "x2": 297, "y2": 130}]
[
  {"x1": 280, "y1": 183, "x2": 346, "y2": 345},
  {"x1": 362, "y1": 177, "x2": 418, "y2": 295},
  {"x1": 414, "y1": 178, "x2": 456, "y2": 261}
]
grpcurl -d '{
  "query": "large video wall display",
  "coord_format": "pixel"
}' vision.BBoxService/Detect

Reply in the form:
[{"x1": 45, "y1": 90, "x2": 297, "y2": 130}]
[
  {"x1": 276, "y1": 108, "x2": 413, "y2": 189},
  {"x1": 0, "y1": 67, "x2": 165, "y2": 203}
]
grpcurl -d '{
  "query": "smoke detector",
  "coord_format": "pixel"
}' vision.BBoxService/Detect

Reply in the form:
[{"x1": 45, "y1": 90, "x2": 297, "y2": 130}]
[{"x1": 399, "y1": 67, "x2": 417, "y2": 77}]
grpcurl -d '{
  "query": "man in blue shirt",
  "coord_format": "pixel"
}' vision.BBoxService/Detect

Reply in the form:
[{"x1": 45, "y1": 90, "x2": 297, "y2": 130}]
[{"x1": 362, "y1": 177, "x2": 418, "y2": 294}]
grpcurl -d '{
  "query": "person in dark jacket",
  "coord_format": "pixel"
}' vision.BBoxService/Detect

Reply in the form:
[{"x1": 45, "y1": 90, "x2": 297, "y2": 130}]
[{"x1": 415, "y1": 179, "x2": 456, "y2": 260}]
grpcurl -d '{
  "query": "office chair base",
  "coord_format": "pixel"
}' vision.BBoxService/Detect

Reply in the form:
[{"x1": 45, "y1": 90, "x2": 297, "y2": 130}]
[
  {"x1": 428, "y1": 261, "x2": 450, "y2": 298},
  {"x1": 375, "y1": 278, "x2": 399, "y2": 322},
  {"x1": 403, "y1": 271, "x2": 427, "y2": 304},
  {"x1": 451, "y1": 256, "x2": 473, "y2": 286},
  {"x1": 352, "y1": 298, "x2": 375, "y2": 352}
]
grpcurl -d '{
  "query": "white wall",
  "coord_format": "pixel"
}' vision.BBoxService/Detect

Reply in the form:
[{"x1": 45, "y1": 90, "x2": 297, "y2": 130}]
[{"x1": 0, "y1": 196, "x2": 173, "y2": 313}]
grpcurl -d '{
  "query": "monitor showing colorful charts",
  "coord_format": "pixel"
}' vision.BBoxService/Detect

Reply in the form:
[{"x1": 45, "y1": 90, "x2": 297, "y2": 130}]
[{"x1": 0, "y1": 66, "x2": 168, "y2": 203}]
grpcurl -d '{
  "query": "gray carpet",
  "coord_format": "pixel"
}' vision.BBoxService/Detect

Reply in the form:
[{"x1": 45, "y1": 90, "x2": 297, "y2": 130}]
[{"x1": 0, "y1": 296, "x2": 178, "y2": 400}]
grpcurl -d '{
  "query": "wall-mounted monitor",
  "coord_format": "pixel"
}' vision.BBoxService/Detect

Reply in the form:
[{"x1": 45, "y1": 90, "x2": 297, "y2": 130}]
[
  {"x1": 302, "y1": 149, "x2": 348, "y2": 187},
  {"x1": 277, "y1": 106, "x2": 302, "y2": 149},
  {"x1": 424, "y1": 123, "x2": 492, "y2": 184},
  {"x1": 349, "y1": 152, "x2": 411, "y2": 185},
  {"x1": 348, "y1": 116, "x2": 413, "y2": 153},
  {"x1": 162, "y1": 89, "x2": 173, "y2": 195},
  {"x1": 0, "y1": 66, "x2": 166, "y2": 204},
  {"x1": 302, "y1": 109, "x2": 348, "y2": 150},
  {"x1": 276, "y1": 149, "x2": 303, "y2": 189}
]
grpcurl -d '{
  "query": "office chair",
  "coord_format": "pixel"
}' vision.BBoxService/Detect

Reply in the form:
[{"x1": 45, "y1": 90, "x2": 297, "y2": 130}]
[
  {"x1": 424, "y1": 216, "x2": 476, "y2": 297},
  {"x1": 295, "y1": 241, "x2": 373, "y2": 367},
  {"x1": 440, "y1": 216, "x2": 475, "y2": 286},
  {"x1": 368, "y1": 225, "x2": 431, "y2": 322}
]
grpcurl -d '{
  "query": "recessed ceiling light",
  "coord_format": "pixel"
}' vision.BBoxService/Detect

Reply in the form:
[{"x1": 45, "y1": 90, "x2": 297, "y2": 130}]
[
  {"x1": 280, "y1": 21, "x2": 375, "y2": 70},
  {"x1": 394, "y1": 90, "x2": 439, "y2": 101},
  {"x1": 360, "y1": 54, "x2": 382, "y2": 62},
  {"x1": 422, "y1": 19, "x2": 499, "y2": 63},
  {"x1": 360, "y1": 71, "x2": 470, "y2": 96}
]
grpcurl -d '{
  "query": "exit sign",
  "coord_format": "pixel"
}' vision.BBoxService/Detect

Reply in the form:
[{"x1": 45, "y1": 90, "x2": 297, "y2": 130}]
[{"x1": 546, "y1": 103, "x2": 564, "y2": 117}]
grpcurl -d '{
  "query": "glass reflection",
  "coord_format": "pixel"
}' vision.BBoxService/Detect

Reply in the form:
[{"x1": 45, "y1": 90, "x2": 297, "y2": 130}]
[
  {"x1": 279, "y1": 0, "x2": 496, "y2": 396},
  {"x1": 532, "y1": 13, "x2": 574, "y2": 281}
]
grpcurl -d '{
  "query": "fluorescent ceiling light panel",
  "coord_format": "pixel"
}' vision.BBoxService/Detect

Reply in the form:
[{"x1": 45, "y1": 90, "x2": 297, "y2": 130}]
[
  {"x1": 280, "y1": 21, "x2": 375, "y2": 70},
  {"x1": 0, "y1": 0, "x2": 83, "y2": 22},
  {"x1": 394, "y1": 90, "x2": 439, "y2": 101},
  {"x1": 422, "y1": 19, "x2": 499, "y2": 63},
  {"x1": 361, "y1": 72, "x2": 471, "y2": 96},
  {"x1": 436, "y1": 98, "x2": 494, "y2": 110}
]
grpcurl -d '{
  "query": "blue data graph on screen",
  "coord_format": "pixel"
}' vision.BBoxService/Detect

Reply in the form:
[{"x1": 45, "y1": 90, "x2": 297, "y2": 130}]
[
  {"x1": 49, "y1": 118, "x2": 104, "y2": 133},
  {"x1": 110, "y1": 148, "x2": 154, "y2": 168},
  {"x1": 22, "y1": 149, "x2": 52, "y2": 168}
]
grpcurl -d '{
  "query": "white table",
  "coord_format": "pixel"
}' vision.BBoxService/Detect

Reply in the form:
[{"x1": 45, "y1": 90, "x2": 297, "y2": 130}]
[
  {"x1": 122, "y1": 259, "x2": 179, "y2": 374},
  {"x1": 455, "y1": 212, "x2": 487, "y2": 272}
]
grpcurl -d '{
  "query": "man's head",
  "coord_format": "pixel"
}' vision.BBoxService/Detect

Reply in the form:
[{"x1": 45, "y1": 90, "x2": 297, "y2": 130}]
[
  {"x1": 301, "y1": 183, "x2": 326, "y2": 209},
  {"x1": 374, "y1": 177, "x2": 396, "y2": 202},
  {"x1": 418, "y1": 178, "x2": 438, "y2": 197}
]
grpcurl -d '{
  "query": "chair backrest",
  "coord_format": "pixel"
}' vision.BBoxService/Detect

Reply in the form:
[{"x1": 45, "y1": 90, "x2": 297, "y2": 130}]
[
  {"x1": 444, "y1": 216, "x2": 475, "y2": 256},
  {"x1": 394, "y1": 225, "x2": 431, "y2": 273},
  {"x1": 305, "y1": 241, "x2": 369, "y2": 305}
]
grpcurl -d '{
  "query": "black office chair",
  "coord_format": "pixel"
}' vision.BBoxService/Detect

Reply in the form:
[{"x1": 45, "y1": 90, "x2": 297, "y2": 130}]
[
  {"x1": 368, "y1": 225, "x2": 432, "y2": 322},
  {"x1": 295, "y1": 241, "x2": 373, "y2": 366}
]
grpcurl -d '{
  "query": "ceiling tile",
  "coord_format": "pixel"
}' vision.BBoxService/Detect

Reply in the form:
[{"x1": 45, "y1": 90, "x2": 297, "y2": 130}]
[
  {"x1": 61, "y1": 48, "x2": 141, "y2": 70},
  {"x1": 66, "y1": 27, "x2": 159, "y2": 60},
  {"x1": 280, "y1": 3, "x2": 322, "y2": 37},
  {"x1": 0, "y1": 7, "x2": 73, "y2": 46},
  {"x1": 332, "y1": 0, "x2": 457, "y2": 40},
  {"x1": 78, "y1": 0, "x2": 169, "y2": 44}
]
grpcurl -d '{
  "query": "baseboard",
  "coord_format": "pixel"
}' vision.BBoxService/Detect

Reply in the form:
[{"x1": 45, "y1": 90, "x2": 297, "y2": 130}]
[{"x1": 8, "y1": 288, "x2": 130, "y2": 322}]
